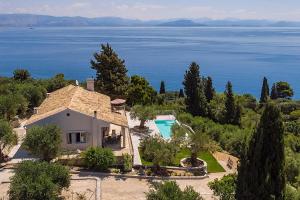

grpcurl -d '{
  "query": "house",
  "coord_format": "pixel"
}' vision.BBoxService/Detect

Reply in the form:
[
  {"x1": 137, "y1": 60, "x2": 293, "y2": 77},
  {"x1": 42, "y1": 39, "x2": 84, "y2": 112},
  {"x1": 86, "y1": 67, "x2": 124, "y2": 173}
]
[{"x1": 25, "y1": 79, "x2": 133, "y2": 157}]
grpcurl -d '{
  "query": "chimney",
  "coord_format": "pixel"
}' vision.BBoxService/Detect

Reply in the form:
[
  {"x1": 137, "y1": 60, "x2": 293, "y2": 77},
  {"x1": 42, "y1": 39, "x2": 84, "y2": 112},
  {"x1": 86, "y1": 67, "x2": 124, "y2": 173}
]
[
  {"x1": 33, "y1": 107, "x2": 39, "y2": 114},
  {"x1": 86, "y1": 78, "x2": 95, "y2": 91},
  {"x1": 46, "y1": 93, "x2": 51, "y2": 98}
]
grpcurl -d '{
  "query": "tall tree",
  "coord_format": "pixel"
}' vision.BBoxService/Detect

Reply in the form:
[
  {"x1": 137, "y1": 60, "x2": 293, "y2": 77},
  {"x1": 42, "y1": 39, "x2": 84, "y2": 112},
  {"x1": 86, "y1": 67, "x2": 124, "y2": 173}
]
[
  {"x1": 159, "y1": 81, "x2": 166, "y2": 94},
  {"x1": 127, "y1": 75, "x2": 156, "y2": 106},
  {"x1": 205, "y1": 76, "x2": 215, "y2": 102},
  {"x1": 91, "y1": 43, "x2": 129, "y2": 98},
  {"x1": 260, "y1": 77, "x2": 269, "y2": 103},
  {"x1": 224, "y1": 81, "x2": 235, "y2": 124},
  {"x1": 236, "y1": 103, "x2": 285, "y2": 200},
  {"x1": 183, "y1": 62, "x2": 201, "y2": 116},
  {"x1": 179, "y1": 89, "x2": 184, "y2": 98},
  {"x1": 183, "y1": 62, "x2": 207, "y2": 116},
  {"x1": 270, "y1": 83, "x2": 278, "y2": 100}
]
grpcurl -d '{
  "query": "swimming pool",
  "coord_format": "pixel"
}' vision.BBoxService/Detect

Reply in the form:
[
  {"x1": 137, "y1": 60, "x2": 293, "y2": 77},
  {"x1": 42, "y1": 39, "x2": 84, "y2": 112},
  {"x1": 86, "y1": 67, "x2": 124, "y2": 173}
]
[{"x1": 155, "y1": 120, "x2": 176, "y2": 139}]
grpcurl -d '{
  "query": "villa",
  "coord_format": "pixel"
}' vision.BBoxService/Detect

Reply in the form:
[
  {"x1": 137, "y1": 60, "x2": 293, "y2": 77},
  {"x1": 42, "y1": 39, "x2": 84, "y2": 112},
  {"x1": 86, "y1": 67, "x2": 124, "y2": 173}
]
[{"x1": 25, "y1": 79, "x2": 133, "y2": 157}]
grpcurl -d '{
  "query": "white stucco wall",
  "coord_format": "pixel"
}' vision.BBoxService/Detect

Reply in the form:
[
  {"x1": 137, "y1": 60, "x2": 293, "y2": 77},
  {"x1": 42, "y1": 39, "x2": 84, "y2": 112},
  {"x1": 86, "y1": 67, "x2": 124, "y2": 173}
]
[{"x1": 26, "y1": 109, "x2": 110, "y2": 151}]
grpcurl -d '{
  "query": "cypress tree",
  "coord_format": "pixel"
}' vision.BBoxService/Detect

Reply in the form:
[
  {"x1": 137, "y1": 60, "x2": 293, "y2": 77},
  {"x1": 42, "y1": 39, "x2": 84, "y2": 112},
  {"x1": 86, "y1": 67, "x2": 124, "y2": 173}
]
[
  {"x1": 236, "y1": 103, "x2": 285, "y2": 200},
  {"x1": 183, "y1": 62, "x2": 201, "y2": 116},
  {"x1": 91, "y1": 43, "x2": 129, "y2": 98},
  {"x1": 233, "y1": 104, "x2": 242, "y2": 126},
  {"x1": 179, "y1": 89, "x2": 184, "y2": 98},
  {"x1": 224, "y1": 81, "x2": 235, "y2": 124},
  {"x1": 159, "y1": 81, "x2": 166, "y2": 94},
  {"x1": 270, "y1": 83, "x2": 278, "y2": 100},
  {"x1": 205, "y1": 76, "x2": 215, "y2": 102},
  {"x1": 260, "y1": 77, "x2": 269, "y2": 103}
]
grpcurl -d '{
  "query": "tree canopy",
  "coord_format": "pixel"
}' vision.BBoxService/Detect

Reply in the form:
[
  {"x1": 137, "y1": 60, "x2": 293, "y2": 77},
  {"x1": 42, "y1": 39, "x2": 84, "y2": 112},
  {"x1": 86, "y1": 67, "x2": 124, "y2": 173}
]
[
  {"x1": 130, "y1": 105, "x2": 157, "y2": 129},
  {"x1": 205, "y1": 76, "x2": 215, "y2": 102},
  {"x1": 13, "y1": 69, "x2": 31, "y2": 82},
  {"x1": 9, "y1": 161, "x2": 70, "y2": 200},
  {"x1": 91, "y1": 43, "x2": 129, "y2": 98},
  {"x1": 146, "y1": 181, "x2": 203, "y2": 200},
  {"x1": 0, "y1": 119, "x2": 17, "y2": 161},
  {"x1": 23, "y1": 125, "x2": 62, "y2": 162},
  {"x1": 236, "y1": 103, "x2": 285, "y2": 200},
  {"x1": 159, "y1": 81, "x2": 166, "y2": 94},
  {"x1": 183, "y1": 62, "x2": 208, "y2": 117},
  {"x1": 260, "y1": 77, "x2": 269, "y2": 103},
  {"x1": 127, "y1": 75, "x2": 156, "y2": 106}
]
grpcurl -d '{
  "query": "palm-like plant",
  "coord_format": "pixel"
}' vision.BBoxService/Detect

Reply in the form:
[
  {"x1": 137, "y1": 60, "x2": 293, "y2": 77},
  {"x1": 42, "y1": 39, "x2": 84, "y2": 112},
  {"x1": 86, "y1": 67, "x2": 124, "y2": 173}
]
[{"x1": 171, "y1": 124, "x2": 211, "y2": 167}]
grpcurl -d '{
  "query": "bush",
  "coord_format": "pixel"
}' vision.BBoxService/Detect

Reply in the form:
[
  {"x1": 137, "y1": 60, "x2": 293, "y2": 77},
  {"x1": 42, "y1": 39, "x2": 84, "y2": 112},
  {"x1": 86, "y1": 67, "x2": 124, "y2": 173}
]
[
  {"x1": 290, "y1": 110, "x2": 300, "y2": 121},
  {"x1": 208, "y1": 174, "x2": 237, "y2": 200},
  {"x1": 122, "y1": 153, "x2": 133, "y2": 172},
  {"x1": 23, "y1": 125, "x2": 62, "y2": 162},
  {"x1": 82, "y1": 147, "x2": 116, "y2": 171},
  {"x1": 140, "y1": 136, "x2": 177, "y2": 167},
  {"x1": 146, "y1": 181, "x2": 203, "y2": 200},
  {"x1": 9, "y1": 161, "x2": 70, "y2": 200}
]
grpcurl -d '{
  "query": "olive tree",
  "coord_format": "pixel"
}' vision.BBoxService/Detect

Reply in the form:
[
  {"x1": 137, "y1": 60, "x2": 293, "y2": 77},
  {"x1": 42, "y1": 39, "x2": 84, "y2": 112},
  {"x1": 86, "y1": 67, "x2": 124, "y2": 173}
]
[
  {"x1": 0, "y1": 119, "x2": 17, "y2": 162},
  {"x1": 9, "y1": 161, "x2": 70, "y2": 200},
  {"x1": 23, "y1": 125, "x2": 62, "y2": 162},
  {"x1": 172, "y1": 125, "x2": 211, "y2": 167},
  {"x1": 130, "y1": 105, "x2": 157, "y2": 129}
]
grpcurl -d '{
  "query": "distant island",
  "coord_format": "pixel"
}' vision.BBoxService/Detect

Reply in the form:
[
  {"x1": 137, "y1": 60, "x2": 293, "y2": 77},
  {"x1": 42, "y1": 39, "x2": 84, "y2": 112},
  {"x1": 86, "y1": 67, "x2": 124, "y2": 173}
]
[{"x1": 1, "y1": 14, "x2": 300, "y2": 27}]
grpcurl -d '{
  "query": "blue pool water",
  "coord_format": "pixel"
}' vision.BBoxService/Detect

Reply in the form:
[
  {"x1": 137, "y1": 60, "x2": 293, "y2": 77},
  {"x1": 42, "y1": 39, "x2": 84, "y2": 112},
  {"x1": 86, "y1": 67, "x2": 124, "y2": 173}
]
[{"x1": 155, "y1": 120, "x2": 176, "y2": 139}]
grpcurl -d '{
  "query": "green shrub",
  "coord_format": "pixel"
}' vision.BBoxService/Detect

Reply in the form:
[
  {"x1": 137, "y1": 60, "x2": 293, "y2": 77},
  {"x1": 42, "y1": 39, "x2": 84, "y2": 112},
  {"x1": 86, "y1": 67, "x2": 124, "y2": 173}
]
[
  {"x1": 146, "y1": 181, "x2": 203, "y2": 200},
  {"x1": 122, "y1": 153, "x2": 133, "y2": 172},
  {"x1": 208, "y1": 174, "x2": 237, "y2": 200},
  {"x1": 290, "y1": 110, "x2": 300, "y2": 120},
  {"x1": 9, "y1": 161, "x2": 70, "y2": 200},
  {"x1": 23, "y1": 125, "x2": 62, "y2": 162},
  {"x1": 82, "y1": 147, "x2": 116, "y2": 171},
  {"x1": 140, "y1": 136, "x2": 177, "y2": 167}
]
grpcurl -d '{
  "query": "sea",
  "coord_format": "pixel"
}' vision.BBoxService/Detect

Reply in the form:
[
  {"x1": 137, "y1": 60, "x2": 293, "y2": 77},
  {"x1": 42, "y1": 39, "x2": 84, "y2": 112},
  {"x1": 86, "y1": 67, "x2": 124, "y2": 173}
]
[{"x1": 0, "y1": 27, "x2": 300, "y2": 98}]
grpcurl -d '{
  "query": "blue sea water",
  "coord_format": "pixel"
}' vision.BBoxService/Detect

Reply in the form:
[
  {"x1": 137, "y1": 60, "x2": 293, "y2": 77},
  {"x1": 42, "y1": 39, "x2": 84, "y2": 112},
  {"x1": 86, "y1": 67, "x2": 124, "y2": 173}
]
[{"x1": 0, "y1": 27, "x2": 300, "y2": 98}]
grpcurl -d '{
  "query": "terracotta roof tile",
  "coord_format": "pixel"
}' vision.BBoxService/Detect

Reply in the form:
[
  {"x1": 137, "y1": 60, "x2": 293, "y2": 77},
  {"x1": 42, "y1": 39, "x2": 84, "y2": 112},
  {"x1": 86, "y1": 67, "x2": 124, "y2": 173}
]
[{"x1": 26, "y1": 85, "x2": 128, "y2": 127}]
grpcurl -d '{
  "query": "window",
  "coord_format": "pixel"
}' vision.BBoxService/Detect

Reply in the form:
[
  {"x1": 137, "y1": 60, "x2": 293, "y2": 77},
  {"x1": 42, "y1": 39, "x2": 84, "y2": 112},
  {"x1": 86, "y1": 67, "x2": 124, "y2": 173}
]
[
  {"x1": 67, "y1": 133, "x2": 72, "y2": 144},
  {"x1": 75, "y1": 132, "x2": 87, "y2": 143},
  {"x1": 67, "y1": 132, "x2": 88, "y2": 144}
]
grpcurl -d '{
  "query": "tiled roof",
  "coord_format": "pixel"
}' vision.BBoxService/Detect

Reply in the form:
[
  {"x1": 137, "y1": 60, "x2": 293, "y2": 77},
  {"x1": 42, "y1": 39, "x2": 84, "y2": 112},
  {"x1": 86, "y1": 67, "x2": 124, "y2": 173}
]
[{"x1": 25, "y1": 85, "x2": 128, "y2": 127}]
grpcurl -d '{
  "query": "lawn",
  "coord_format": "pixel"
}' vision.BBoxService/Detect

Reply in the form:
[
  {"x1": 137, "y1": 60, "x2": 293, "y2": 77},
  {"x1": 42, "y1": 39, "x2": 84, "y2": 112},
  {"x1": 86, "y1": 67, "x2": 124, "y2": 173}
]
[{"x1": 139, "y1": 148, "x2": 225, "y2": 173}]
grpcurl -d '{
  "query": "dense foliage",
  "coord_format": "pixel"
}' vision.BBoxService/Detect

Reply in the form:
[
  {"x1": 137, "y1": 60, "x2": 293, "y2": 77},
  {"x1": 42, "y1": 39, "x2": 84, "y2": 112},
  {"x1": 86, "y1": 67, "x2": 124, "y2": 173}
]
[
  {"x1": 146, "y1": 181, "x2": 203, "y2": 200},
  {"x1": 0, "y1": 119, "x2": 17, "y2": 161},
  {"x1": 91, "y1": 43, "x2": 129, "y2": 98},
  {"x1": 82, "y1": 147, "x2": 116, "y2": 171},
  {"x1": 140, "y1": 136, "x2": 177, "y2": 171},
  {"x1": 23, "y1": 125, "x2": 62, "y2": 162},
  {"x1": 236, "y1": 103, "x2": 286, "y2": 200},
  {"x1": 160, "y1": 81, "x2": 166, "y2": 94},
  {"x1": 259, "y1": 77, "x2": 269, "y2": 104},
  {"x1": 127, "y1": 75, "x2": 156, "y2": 106},
  {"x1": 9, "y1": 161, "x2": 70, "y2": 200},
  {"x1": 209, "y1": 174, "x2": 237, "y2": 200}
]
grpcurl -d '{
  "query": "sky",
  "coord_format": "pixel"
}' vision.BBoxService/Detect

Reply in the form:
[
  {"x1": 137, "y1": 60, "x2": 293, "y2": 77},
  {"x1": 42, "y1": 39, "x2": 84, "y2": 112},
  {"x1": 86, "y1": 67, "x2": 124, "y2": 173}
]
[{"x1": 0, "y1": 0, "x2": 300, "y2": 21}]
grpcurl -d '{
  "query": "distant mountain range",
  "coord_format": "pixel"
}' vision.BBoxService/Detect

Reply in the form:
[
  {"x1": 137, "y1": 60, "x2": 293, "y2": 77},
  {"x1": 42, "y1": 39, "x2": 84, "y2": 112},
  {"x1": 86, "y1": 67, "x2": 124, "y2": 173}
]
[{"x1": 1, "y1": 14, "x2": 300, "y2": 27}]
